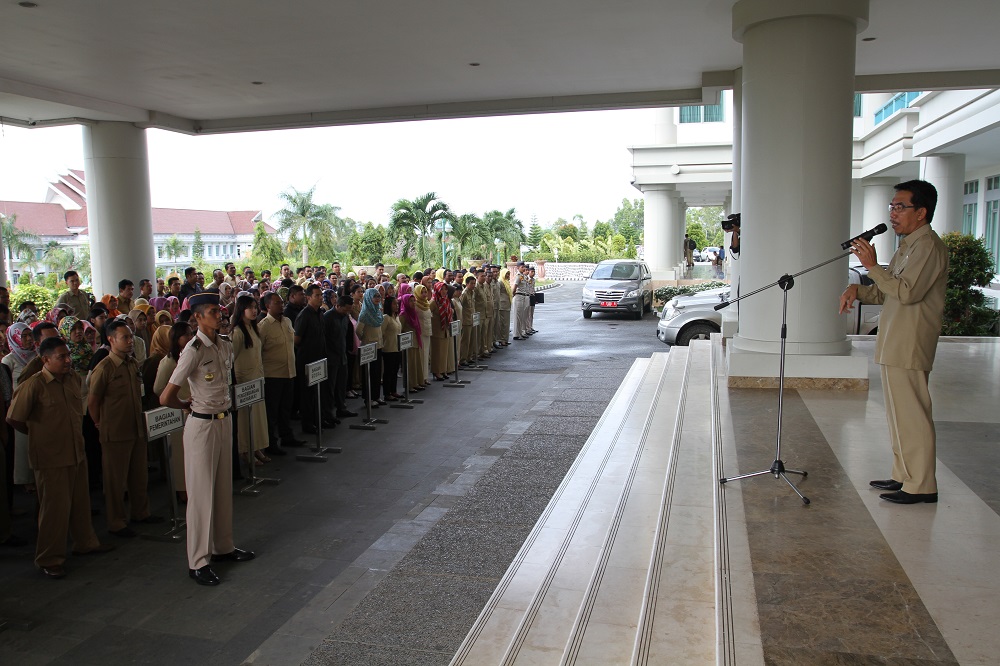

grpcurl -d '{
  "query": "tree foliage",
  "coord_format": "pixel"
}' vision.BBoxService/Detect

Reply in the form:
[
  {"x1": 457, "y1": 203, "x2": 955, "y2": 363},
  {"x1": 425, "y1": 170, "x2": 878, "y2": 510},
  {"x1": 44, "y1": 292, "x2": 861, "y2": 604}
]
[
  {"x1": 388, "y1": 192, "x2": 453, "y2": 267},
  {"x1": 274, "y1": 186, "x2": 343, "y2": 266},
  {"x1": 349, "y1": 222, "x2": 389, "y2": 265},
  {"x1": 247, "y1": 220, "x2": 285, "y2": 269},
  {"x1": 685, "y1": 221, "x2": 709, "y2": 250},
  {"x1": 163, "y1": 235, "x2": 186, "y2": 263},
  {"x1": 1, "y1": 213, "x2": 40, "y2": 284},
  {"x1": 527, "y1": 223, "x2": 544, "y2": 248},
  {"x1": 192, "y1": 228, "x2": 204, "y2": 259},
  {"x1": 687, "y1": 207, "x2": 725, "y2": 248},
  {"x1": 940, "y1": 233, "x2": 998, "y2": 336}
]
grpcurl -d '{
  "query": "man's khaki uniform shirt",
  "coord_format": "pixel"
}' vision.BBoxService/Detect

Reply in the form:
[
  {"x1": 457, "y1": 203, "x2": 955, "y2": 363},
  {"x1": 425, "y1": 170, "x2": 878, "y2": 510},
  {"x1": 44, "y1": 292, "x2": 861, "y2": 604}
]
[
  {"x1": 8, "y1": 368, "x2": 86, "y2": 469},
  {"x1": 56, "y1": 290, "x2": 92, "y2": 318},
  {"x1": 89, "y1": 353, "x2": 145, "y2": 443},
  {"x1": 117, "y1": 297, "x2": 134, "y2": 315},
  {"x1": 856, "y1": 223, "x2": 949, "y2": 372},
  {"x1": 169, "y1": 330, "x2": 233, "y2": 414},
  {"x1": 258, "y1": 314, "x2": 296, "y2": 379}
]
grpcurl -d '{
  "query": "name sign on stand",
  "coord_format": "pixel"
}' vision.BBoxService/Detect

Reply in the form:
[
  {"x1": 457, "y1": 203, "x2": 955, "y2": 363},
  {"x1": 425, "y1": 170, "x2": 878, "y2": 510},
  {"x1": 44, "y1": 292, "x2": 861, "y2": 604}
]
[
  {"x1": 398, "y1": 332, "x2": 413, "y2": 351},
  {"x1": 359, "y1": 342, "x2": 378, "y2": 365},
  {"x1": 233, "y1": 377, "x2": 265, "y2": 409},
  {"x1": 450, "y1": 320, "x2": 462, "y2": 336},
  {"x1": 306, "y1": 358, "x2": 328, "y2": 386},
  {"x1": 145, "y1": 407, "x2": 185, "y2": 440},
  {"x1": 473, "y1": 312, "x2": 481, "y2": 327}
]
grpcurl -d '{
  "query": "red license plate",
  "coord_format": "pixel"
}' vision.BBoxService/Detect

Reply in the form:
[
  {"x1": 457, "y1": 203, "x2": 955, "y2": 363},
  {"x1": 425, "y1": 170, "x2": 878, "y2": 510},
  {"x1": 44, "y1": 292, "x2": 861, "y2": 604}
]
[{"x1": 600, "y1": 301, "x2": 617, "y2": 307}]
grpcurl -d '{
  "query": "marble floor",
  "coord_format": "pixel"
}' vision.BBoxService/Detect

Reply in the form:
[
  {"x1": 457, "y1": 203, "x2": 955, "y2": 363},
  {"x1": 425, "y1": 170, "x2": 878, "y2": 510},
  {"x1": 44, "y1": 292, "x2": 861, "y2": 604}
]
[{"x1": 719, "y1": 338, "x2": 1000, "y2": 666}]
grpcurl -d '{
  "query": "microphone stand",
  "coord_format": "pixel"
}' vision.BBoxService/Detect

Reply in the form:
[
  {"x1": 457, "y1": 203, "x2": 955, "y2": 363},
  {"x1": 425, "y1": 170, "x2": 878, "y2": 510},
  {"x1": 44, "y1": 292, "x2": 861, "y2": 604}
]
[{"x1": 717, "y1": 249, "x2": 852, "y2": 505}]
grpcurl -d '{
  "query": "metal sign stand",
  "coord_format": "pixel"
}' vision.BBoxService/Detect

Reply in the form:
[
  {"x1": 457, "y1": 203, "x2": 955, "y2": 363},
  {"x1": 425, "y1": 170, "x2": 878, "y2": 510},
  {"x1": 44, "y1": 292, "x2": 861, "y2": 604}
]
[
  {"x1": 351, "y1": 342, "x2": 388, "y2": 430},
  {"x1": 390, "y1": 332, "x2": 418, "y2": 408},
  {"x1": 233, "y1": 377, "x2": 280, "y2": 495},
  {"x1": 142, "y1": 407, "x2": 187, "y2": 542},
  {"x1": 466, "y1": 312, "x2": 487, "y2": 371},
  {"x1": 446, "y1": 320, "x2": 469, "y2": 388},
  {"x1": 298, "y1": 358, "x2": 341, "y2": 462}
]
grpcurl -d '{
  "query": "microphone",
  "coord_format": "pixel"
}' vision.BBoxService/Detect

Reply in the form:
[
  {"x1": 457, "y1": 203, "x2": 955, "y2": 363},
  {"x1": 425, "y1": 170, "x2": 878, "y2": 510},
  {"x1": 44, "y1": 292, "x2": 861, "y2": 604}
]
[{"x1": 841, "y1": 223, "x2": 888, "y2": 250}]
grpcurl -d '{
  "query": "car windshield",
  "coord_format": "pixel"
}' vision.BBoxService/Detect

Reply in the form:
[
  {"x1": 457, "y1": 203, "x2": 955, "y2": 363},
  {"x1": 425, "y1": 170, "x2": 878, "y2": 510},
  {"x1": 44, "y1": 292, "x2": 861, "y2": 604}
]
[{"x1": 591, "y1": 263, "x2": 638, "y2": 280}]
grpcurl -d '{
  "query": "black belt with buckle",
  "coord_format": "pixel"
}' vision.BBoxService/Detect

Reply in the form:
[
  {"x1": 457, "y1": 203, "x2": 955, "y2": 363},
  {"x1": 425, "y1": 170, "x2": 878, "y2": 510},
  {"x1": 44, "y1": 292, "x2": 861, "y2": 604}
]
[{"x1": 190, "y1": 411, "x2": 229, "y2": 420}]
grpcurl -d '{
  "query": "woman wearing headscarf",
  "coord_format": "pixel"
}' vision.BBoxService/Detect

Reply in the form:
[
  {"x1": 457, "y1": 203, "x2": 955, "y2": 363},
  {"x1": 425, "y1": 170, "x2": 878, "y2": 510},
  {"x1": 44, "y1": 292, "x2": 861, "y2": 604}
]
[
  {"x1": 429, "y1": 281, "x2": 453, "y2": 381},
  {"x1": 496, "y1": 267, "x2": 513, "y2": 347},
  {"x1": 380, "y1": 295, "x2": 403, "y2": 401},
  {"x1": 219, "y1": 282, "x2": 235, "y2": 311},
  {"x1": 148, "y1": 296, "x2": 169, "y2": 318},
  {"x1": 412, "y1": 284, "x2": 433, "y2": 388},
  {"x1": 165, "y1": 295, "x2": 181, "y2": 321},
  {"x1": 230, "y1": 295, "x2": 270, "y2": 464},
  {"x1": 128, "y1": 308, "x2": 151, "y2": 354},
  {"x1": 355, "y1": 287, "x2": 385, "y2": 408},
  {"x1": 46, "y1": 303, "x2": 73, "y2": 326},
  {"x1": 2, "y1": 323, "x2": 37, "y2": 489},
  {"x1": 398, "y1": 293, "x2": 424, "y2": 393},
  {"x1": 58, "y1": 316, "x2": 94, "y2": 378},
  {"x1": 100, "y1": 294, "x2": 121, "y2": 317},
  {"x1": 135, "y1": 302, "x2": 155, "y2": 337},
  {"x1": 153, "y1": 322, "x2": 193, "y2": 502}
]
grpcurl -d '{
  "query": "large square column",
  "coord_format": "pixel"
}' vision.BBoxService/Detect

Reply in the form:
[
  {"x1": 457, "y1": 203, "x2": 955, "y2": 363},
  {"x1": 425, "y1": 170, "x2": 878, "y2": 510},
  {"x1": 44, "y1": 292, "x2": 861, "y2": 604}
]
[
  {"x1": 728, "y1": 0, "x2": 870, "y2": 388},
  {"x1": 642, "y1": 187, "x2": 680, "y2": 279},
  {"x1": 82, "y1": 122, "x2": 156, "y2": 298}
]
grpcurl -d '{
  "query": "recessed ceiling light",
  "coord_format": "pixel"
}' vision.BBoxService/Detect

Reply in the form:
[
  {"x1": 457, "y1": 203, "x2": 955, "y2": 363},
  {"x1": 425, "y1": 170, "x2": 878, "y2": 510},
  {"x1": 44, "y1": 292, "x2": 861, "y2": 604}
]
[
  {"x1": 469, "y1": 62, "x2": 480, "y2": 67},
  {"x1": 18, "y1": 2, "x2": 39, "y2": 7},
  {"x1": 862, "y1": 37, "x2": 876, "y2": 42},
  {"x1": 251, "y1": 81, "x2": 264, "y2": 85}
]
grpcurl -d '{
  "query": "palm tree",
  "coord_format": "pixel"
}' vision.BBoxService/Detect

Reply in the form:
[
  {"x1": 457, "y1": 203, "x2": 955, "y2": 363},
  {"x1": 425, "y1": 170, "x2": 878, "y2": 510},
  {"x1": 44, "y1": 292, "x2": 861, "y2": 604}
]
[
  {"x1": 274, "y1": 186, "x2": 342, "y2": 266},
  {"x1": 42, "y1": 240, "x2": 74, "y2": 275},
  {"x1": 479, "y1": 208, "x2": 525, "y2": 263},
  {"x1": 388, "y1": 193, "x2": 453, "y2": 267},
  {"x1": 1, "y1": 213, "x2": 40, "y2": 284},
  {"x1": 163, "y1": 234, "x2": 186, "y2": 267},
  {"x1": 448, "y1": 213, "x2": 482, "y2": 268}
]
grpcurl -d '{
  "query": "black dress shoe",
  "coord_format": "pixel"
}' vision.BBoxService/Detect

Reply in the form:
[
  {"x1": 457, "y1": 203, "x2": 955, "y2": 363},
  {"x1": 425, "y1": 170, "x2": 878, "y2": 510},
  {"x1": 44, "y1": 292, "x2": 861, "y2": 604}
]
[
  {"x1": 72, "y1": 543, "x2": 116, "y2": 556},
  {"x1": 109, "y1": 527, "x2": 137, "y2": 538},
  {"x1": 211, "y1": 547, "x2": 256, "y2": 562},
  {"x1": 40, "y1": 565, "x2": 67, "y2": 579},
  {"x1": 136, "y1": 515, "x2": 165, "y2": 524},
  {"x1": 189, "y1": 565, "x2": 221, "y2": 586},
  {"x1": 336, "y1": 409, "x2": 358, "y2": 418},
  {"x1": 513, "y1": 336, "x2": 525, "y2": 340},
  {"x1": 869, "y1": 479, "x2": 903, "y2": 491},
  {"x1": 282, "y1": 438, "x2": 307, "y2": 448},
  {"x1": 301, "y1": 425, "x2": 318, "y2": 435},
  {"x1": 264, "y1": 446, "x2": 287, "y2": 456},
  {"x1": 322, "y1": 418, "x2": 341, "y2": 427},
  {"x1": 880, "y1": 490, "x2": 938, "y2": 504},
  {"x1": 0, "y1": 534, "x2": 27, "y2": 547}
]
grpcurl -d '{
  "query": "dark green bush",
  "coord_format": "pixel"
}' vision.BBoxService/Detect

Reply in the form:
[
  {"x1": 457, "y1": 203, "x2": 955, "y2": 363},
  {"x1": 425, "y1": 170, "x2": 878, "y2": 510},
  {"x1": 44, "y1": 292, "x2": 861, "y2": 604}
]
[{"x1": 940, "y1": 232, "x2": 998, "y2": 336}]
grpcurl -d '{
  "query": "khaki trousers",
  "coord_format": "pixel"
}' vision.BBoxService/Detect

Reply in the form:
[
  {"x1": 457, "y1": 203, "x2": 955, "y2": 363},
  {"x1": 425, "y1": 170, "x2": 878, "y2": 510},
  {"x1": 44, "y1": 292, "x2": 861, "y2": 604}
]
[
  {"x1": 184, "y1": 416, "x2": 235, "y2": 569},
  {"x1": 481, "y1": 314, "x2": 494, "y2": 354},
  {"x1": 514, "y1": 294, "x2": 530, "y2": 337},
  {"x1": 496, "y1": 310, "x2": 511, "y2": 344},
  {"x1": 34, "y1": 461, "x2": 100, "y2": 568},
  {"x1": 460, "y1": 326, "x2": 472, "y2": 362},
  {"x1": 102, "y1": 436, "x2": 150, "y2": 531},
  {"x1": 881, "y1": 364, "x2": 937, "y2": 494}
]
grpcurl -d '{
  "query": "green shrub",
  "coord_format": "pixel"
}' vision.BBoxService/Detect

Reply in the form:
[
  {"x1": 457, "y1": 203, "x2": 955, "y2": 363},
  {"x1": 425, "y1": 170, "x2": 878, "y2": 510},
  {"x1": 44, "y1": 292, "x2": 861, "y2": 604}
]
[
  {"x1": 654, "y1": 280, "x2": 729, "y2": 305},
  {"x1": 12, "y1": 283, "x2": 56, "y2": 317},
  {"x1": 940, "y1": 233, "x2": 998, "y2": 336}
]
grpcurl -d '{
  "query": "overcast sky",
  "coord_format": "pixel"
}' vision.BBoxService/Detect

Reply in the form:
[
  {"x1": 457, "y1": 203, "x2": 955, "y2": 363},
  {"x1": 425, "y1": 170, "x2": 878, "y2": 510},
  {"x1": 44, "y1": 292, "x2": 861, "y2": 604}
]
[{"x1": 0, "y1": 109, "x2": 657, "y2": 229}]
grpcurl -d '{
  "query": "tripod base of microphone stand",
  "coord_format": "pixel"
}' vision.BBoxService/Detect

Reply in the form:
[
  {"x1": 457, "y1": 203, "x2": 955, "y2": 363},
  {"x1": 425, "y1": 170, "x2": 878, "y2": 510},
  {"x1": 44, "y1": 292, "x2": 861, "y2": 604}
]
[{"x1": 721, "y1": 459, "x2": 810, "y2": 505}]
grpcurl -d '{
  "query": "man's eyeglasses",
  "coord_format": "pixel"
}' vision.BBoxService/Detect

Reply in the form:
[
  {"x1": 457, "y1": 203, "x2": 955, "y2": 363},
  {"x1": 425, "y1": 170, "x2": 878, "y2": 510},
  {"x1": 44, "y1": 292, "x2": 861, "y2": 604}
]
[{"x1": 888, "y1": 203, "x2": 917, "y2": 213}]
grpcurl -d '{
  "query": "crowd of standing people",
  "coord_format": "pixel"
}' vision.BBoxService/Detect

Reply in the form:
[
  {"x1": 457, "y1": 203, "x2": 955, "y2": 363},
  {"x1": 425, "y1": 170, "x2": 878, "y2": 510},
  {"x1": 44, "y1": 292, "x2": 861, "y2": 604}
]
[{"x1": 0, "y1": 257, "x2": 542, "y2": 584}]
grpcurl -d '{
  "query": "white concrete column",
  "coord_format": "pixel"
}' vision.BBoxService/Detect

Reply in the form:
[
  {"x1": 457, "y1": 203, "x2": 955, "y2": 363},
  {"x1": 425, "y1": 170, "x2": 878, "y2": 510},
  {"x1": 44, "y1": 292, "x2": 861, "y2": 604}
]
[
  {"x1": 642, "y1": 187, "x2": 676, "y2": 277},
  {"x1": 861, "y1": 177, "x2": 897, "y2": 260},
  {"x1": 729, "y1": 0, "x2": 869, "y2": 382},
  {"x1": 920, "y1": 154, "x2": 965, "y2": 236},
  {"x1": 728, "y1": 66, "x2": 742, "y2": 291},
  {"x1": 83, "y1": 122, "x2": 156, "y2": 298},
  {"x1": 0, "y1": 232, "x2": 7, "y2": 288},
  {"x1": 653, "y1": 108, "x2": 677, "y2": 145},
  {"x1": 677, "y1": 198, "x2": 688, "y2": 268}
]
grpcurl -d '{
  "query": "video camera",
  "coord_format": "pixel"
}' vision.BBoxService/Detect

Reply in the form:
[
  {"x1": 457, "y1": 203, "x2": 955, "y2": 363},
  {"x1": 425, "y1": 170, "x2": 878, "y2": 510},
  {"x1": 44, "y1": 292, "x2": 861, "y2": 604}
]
[{"x1": 721, "y1": 213, "x2": 741, "y2": 232}]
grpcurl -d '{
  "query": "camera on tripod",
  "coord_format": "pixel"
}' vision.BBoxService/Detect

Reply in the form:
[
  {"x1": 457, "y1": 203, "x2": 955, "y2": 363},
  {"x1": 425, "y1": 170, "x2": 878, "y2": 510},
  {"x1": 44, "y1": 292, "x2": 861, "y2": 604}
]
[{"x1": 721, "y1": 213, "x2": 741, "y2": 232}]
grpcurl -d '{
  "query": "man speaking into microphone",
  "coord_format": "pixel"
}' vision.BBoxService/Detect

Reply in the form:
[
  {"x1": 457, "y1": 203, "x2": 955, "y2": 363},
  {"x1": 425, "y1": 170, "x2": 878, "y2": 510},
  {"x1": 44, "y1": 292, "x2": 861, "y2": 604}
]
[{"x1": 838, "y1": 179, "x2": 949, "y2": 505}]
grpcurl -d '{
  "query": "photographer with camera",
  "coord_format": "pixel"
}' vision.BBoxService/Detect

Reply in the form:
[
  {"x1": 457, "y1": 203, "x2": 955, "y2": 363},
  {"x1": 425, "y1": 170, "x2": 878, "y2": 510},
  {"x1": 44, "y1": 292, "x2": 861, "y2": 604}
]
[{"x1": 723, "y1": 213, "x2": 740, "y2": 257}]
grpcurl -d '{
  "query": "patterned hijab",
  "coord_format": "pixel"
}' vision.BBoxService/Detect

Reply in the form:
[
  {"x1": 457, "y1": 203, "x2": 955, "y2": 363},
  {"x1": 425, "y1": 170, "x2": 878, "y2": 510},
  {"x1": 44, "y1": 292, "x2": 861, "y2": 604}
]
[
  {"x1": 58, "y1": 316, "x2": 93, "y2": 373},
  {"x1": 358, "y1": 288, "x2": 384, "y2": 328},
  {"x1": 413, "y1": 284, "x2": 431, "y2": 311},
  {"x1": 499, "y1": 268, "x2": 513, "y2": 299},
  {"x1": 6, "y1": 322, "x2": 36, "y2": 366},
  {"x1": 432, "y1": 281, "x2": 453, "y2": 332},
  {"x1": 398, "y1": 293, "x2": 422, "y2": 346}
]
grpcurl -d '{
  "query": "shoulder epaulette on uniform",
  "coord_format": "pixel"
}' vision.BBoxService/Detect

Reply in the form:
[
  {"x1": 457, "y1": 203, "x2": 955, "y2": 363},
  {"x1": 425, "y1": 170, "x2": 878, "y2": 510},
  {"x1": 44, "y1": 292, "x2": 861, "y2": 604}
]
[{"x1": 191, "y1": 337, "x2": 203, "y2": 350}]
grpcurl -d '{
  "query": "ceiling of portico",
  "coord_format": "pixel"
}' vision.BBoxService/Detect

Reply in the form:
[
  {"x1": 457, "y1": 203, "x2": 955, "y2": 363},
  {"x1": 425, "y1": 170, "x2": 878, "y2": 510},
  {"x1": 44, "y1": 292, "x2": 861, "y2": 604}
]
[{"x1": 0, "y1": 1, "x2": 998, "y2": 133}]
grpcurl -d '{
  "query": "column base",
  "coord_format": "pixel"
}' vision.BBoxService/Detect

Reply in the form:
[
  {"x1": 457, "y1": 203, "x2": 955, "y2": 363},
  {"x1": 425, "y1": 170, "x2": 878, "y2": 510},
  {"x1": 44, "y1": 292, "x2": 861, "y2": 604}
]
[{"x1": 726, "y1": 345, "x2": 869, "y2": 390}]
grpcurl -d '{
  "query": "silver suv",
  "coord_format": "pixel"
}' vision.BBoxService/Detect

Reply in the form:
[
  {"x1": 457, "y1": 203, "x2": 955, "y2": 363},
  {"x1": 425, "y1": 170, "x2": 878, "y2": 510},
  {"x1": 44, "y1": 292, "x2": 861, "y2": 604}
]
[
  {"x1": 656, "y1": 264, "x2": 884, "y2": 345},
  {"x1": 581, "y1": 260, "x2": 653, "y2": 320}
]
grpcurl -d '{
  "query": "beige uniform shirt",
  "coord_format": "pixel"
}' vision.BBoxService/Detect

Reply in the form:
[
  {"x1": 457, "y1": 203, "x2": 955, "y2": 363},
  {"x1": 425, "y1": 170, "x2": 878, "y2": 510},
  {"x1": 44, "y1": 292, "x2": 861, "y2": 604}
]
[
  {"x1": 56, "y1": 290, "x2": 92, "y2": 318},
  {"x1": 169, "y1": 330, "x2": 234, "y2": 414},
  {"x1": 856, "y1": 223, "x2": 949, "y2": 371},
  {"x1": 258, "y1": 314, "x2": 296, "y2": 379},
  {"x1": 89, "y1": 353, "x2": 145, "y2": 443},
  {"x1": 8, "y1": 368, "x2": 86, "y2": 469}
]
